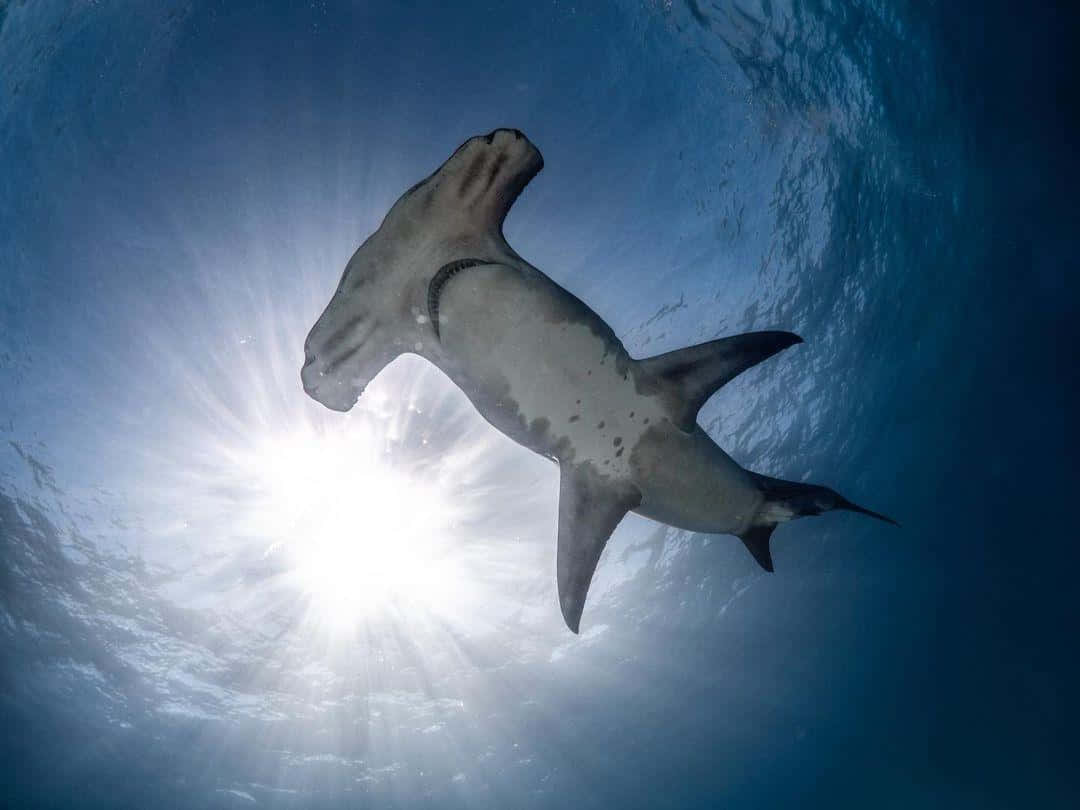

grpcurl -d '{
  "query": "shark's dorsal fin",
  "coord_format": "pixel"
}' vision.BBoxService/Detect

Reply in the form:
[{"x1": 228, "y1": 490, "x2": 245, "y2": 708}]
[
  {"x1": 556, "y1": 464, "x2": 642, "y2": 633},
  {"x1": 637, "y1": 331, "x2": 803, "y2": 431}
]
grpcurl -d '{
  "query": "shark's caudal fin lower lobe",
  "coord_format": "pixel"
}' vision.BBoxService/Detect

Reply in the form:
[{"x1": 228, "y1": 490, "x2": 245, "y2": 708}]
[
  {"x1": 738, "y1": 472, "x2": 898, "y2": 572},
  {"x1": 637, "y1": 331, "x2": 803, "y2": 431}
]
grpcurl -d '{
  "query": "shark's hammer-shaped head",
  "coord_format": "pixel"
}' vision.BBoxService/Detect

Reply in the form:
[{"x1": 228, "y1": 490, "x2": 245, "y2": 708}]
[{"x1": 301, "y1": 129, "x2": 543, "y2": 411}]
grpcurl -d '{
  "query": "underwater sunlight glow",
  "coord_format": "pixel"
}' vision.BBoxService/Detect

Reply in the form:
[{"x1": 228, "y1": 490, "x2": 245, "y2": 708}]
[{"x1": 243, "y1": 425, "x2": 467, "y2": 628}]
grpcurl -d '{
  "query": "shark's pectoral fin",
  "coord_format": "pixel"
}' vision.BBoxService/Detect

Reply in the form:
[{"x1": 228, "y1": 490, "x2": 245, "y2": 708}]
[
  {"x1": 556, "y1": 465, "x2": 642, "y2": 633},
  {"x1": 638, "y1": 331, "x2": 803, "y2": 430}
]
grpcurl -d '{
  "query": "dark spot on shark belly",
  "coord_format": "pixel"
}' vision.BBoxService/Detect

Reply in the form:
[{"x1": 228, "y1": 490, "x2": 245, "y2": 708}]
[
  {"x1": 613, "y1": 437, "x2": 622, "y2": 447},
  {"x1": 569, "y1": 415, "x2": 580, "y2": 423},
  {"x1": 527, "y1": 417, "x2": 552, "y2": 446},
  {"x1": 428, "y1": 258, "x2": 496, "y2": 338}
]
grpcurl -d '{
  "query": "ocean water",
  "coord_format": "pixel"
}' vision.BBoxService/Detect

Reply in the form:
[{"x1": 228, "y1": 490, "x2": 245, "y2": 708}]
[{"x1": 1, "y1": 1, "x2": 1076, "y2": 808}]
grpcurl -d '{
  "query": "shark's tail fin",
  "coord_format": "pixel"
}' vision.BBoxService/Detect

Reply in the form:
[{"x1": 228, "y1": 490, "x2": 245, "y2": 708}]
[{"x1": 738, "y1": 472, "x2": 899, "y2": 572}]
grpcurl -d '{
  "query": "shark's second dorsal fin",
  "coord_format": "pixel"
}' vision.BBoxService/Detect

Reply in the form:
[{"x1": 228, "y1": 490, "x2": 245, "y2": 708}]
[
  {"x1": 637, "y1": 331, "x2": 802, "y2": 431},
  {"x1": 556, "y1": 464, "x2": 641, "y2": 633}
]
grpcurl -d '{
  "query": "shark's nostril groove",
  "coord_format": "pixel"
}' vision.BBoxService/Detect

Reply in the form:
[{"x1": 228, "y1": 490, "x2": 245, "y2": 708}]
[{"x1": 324, "y1": 343, "x2": 363, "y2": 375}]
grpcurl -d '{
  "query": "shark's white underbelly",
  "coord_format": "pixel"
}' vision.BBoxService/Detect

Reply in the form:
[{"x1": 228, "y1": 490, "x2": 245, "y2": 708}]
[
  {"x1": 436, "y1": 264, "x2": 761, "y2": 534},
  {"x1": 437, "y1": 266, "x2": 664, "y2": 472}
]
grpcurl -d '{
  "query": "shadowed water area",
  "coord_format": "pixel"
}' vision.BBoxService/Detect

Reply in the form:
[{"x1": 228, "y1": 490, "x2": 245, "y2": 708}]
[{"x1": 1, "y1": 1, "x2": 1076, "y2": 807}]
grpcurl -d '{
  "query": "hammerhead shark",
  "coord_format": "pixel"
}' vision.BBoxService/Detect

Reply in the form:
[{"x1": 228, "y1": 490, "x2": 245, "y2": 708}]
[{"x1": 301, "y1": 129, "x2": 895, "y2": 632}]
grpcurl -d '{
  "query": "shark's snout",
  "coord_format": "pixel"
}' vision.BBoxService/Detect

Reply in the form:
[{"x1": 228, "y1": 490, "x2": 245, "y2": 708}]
[
  {"x1": 300, "y1": 352, "x2": 319, "y2": 395},
  {"x1": 301, "y1": 332, "x2": 364, "y2": 412},
  {"x1": 483, "y1": 128, "x2": 520, "y2": 143},
  {"x1": 452, "y1": 129, "x2": 544, "y2": 206},
  {"x1": 301, "y1": 356, "x2": 360, "y2": 412},
  {"x1": 489, "y1": 127, "x2": 544, "y2": 178}
]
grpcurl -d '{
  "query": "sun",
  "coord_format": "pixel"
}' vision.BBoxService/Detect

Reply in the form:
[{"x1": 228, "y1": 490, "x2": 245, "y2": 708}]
[{"x1": 238, "y1": 417, "x2": 468, "y2": 629}]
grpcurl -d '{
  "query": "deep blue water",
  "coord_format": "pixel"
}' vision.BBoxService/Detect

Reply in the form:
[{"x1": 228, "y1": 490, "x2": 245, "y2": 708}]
[{"x1": 1, "y1": 1, "x2": 1077, "y2": 807}]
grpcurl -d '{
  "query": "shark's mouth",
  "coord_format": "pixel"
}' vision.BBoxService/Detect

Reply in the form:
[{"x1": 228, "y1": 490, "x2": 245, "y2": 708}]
[{"x1": 427, "y1": 258, "x2": 497, "y2": 339}]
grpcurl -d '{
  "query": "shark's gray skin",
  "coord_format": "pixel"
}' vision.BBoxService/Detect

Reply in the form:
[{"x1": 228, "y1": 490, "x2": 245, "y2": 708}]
[{"x1": 302, "y1": 129, "x2": 896, "y2": 633}]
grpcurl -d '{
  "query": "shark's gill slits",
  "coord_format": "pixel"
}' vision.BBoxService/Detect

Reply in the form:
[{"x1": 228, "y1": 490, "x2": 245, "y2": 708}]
[{"x1": 428, "y1": 258, "x2": 495, "y2": 338}]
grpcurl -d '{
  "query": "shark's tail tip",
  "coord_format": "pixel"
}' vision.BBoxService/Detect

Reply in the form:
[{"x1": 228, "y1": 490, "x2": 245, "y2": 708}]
[{"x1": 839, "y1": 496, "x2": 900, "y2": 528}]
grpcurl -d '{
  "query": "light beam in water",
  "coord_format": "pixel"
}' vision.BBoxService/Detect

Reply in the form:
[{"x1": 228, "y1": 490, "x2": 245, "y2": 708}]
[{"x1": 240, "y1": 421, "x2": 468, "y2": 629}]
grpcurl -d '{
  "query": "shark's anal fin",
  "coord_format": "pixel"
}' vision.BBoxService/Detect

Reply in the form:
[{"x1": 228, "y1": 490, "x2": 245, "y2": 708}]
[
  {"x1": 556, "y1": 465, "x2": 642, "y2": 633},
  {"x1": 638, "y1": 331, "x2": 803, "y2": 431}
]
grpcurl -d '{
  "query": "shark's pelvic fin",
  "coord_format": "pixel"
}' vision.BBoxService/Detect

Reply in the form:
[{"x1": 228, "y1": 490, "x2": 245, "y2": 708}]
[
  {"x1": 738, "y1": 524, "x2": 776, "y2": 573},
  {"x1": 638, "y1": 331, "x2": 803, "y2": 431},
  {"x1": 738, "y1": 472, "x2": 899, "y2": 572},
  {"x1": 556, "y1": 464, "x2": 642, "y2": 633}
]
